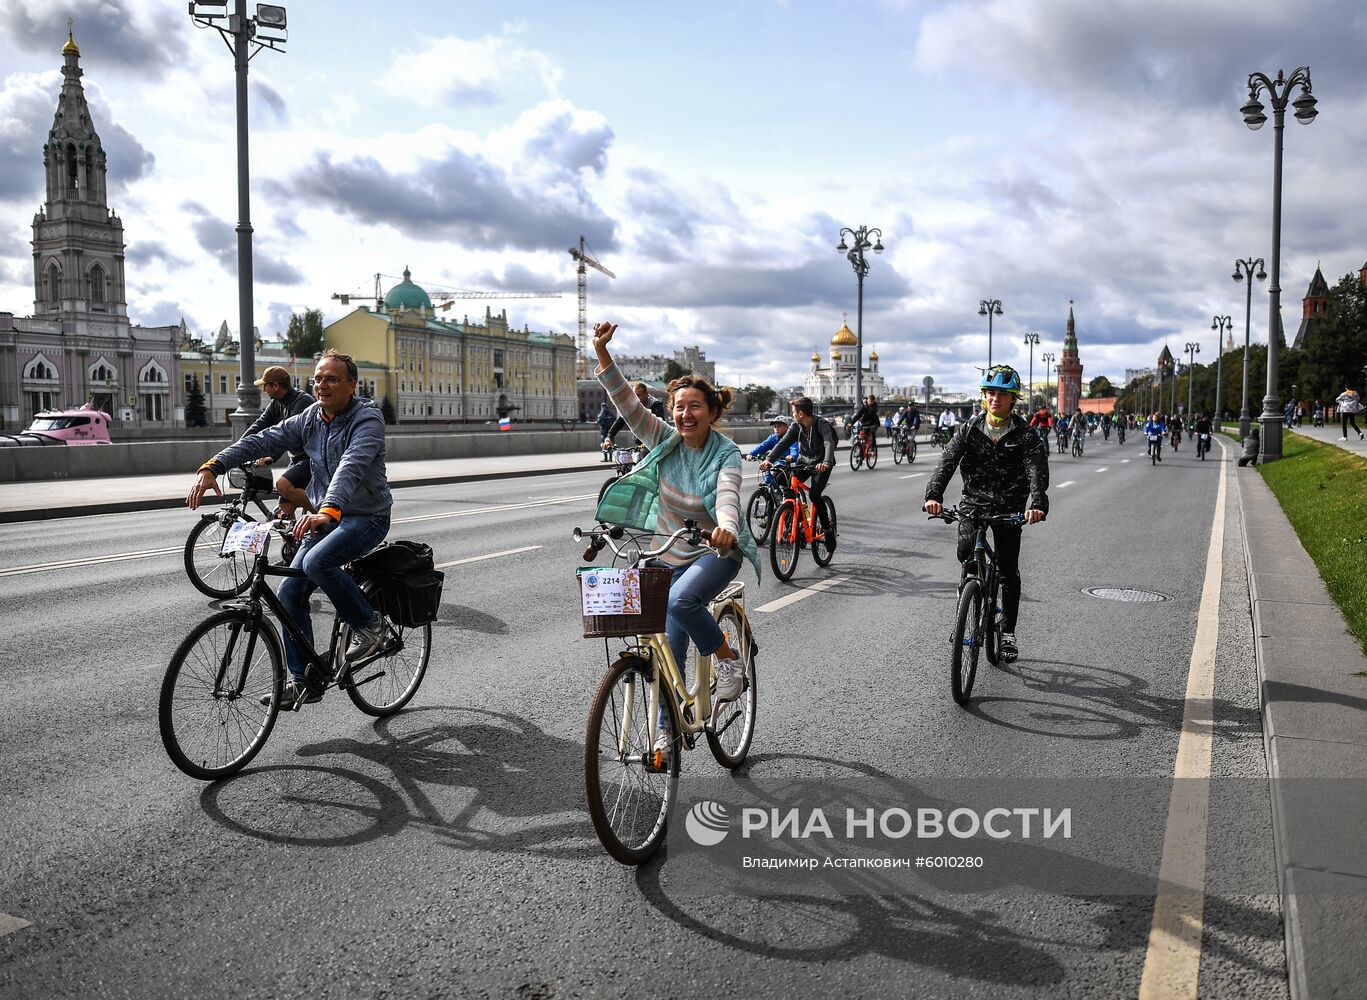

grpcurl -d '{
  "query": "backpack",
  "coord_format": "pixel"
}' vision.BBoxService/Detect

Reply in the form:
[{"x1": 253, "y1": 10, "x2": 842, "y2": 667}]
[{"x1": 350, "y1": 540, "x2": 445, "y2": 627}]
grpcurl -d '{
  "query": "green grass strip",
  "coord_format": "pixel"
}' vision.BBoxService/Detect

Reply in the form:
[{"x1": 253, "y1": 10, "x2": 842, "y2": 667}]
[{"x1": 1256, "y1": 434, "x2": 1367, "y2": 655}]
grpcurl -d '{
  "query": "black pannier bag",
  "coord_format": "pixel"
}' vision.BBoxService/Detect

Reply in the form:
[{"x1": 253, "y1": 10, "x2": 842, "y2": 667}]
[{"x1": 350, "y1": 540, "x2": 445, "y2": 628}]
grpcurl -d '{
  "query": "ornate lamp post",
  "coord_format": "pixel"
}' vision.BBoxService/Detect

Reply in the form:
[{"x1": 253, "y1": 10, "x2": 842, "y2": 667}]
[
  {"x1": 1241, "y1": 66, "x2": 1318, "y2": 462},
  {"x1": 979, "y1": 298, "x2": 1004, "y2": 368},
  {"x1": 1232, "y1": 257, "x2": 1267, "y2": 438},
  {"x1": 1023, "y1": 332, "x2": 1041, "y2": 408},
  {"x1": 1211, "y1": 316, "x2": 1232, "y2": 427},
  {"x1": 835, "y1": 224, "x2": 885, "y2": 404},
  {"x1": 1184, "y1": 341, "x2": 1201, "y2": 417},
  {"x1": 1041, "y1": 352, "x2": 1056, "y2": 411},
  {"x1": 188, "y1": 1, "x2": 289, "y2": 434}
]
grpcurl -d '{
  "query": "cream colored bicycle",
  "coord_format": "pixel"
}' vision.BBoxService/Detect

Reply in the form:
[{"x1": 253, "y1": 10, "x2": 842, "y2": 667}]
[{"x1": 573, "y1": 520, "x2": 758, "y2": 865}]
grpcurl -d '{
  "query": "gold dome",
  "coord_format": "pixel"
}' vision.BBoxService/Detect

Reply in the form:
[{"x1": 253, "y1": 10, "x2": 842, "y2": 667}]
[
  {"x1": 831, "y1": 320, "x2": 857, "y2": 347},
  {"x1": 63, "y1": 30, "x2": 80, "y2": 55},
  {"x1": 869, "y1": 349, "x2": 879, "y2": 361},
  {"x1": 810, "y1": 351, "x2": 820, "y2": 363}
]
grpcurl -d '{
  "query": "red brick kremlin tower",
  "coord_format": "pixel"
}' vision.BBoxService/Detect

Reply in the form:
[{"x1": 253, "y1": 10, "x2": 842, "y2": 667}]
[{"x1": 1057, "y1": 301, "x2": 1083, "y2": 414}]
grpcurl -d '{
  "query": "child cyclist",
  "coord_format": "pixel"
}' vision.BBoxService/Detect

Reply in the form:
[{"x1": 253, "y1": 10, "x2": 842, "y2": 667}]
[{"x1": 922, "y1": 366, "x2": 1048, "y2": 662}]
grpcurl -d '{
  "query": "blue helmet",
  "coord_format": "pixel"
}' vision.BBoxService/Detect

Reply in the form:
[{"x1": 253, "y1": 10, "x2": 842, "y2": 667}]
[{"x1": 980, "y1": 365, "x2": 1022, "y2": 395}]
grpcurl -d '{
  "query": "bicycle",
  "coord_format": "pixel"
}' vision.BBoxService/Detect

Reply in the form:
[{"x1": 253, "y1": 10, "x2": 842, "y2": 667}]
[
  {"x1": 1148, "y1": 431, "x2": 1162, "y2": 465},
  {"x1": 1055, "y1": 428, "x2": 1068, "y2": 454},
  {"x1": 184, "y1": 463, "x2": 300, "y2": 599},
  {"x1": 159, "y1": 521, "x2": 434, "y2": 780},
  {"x1": 931, "y1": 425, "x2": 953, "y2": 449},
  {"x1": 1196, "y1": 431, "x2": 1211, "y2": 460},
  {"x1": 891, "y1": 426, "x2": 918, "y2": 465},
  {"x1": 575, "y1": 521, "x2": 757, "y2": 864},
  {"x1": 1170, "y1": 427, "x2": 1182, "y2": 451},
  {"x1": 849, "y1": 428, "x2": 879, "y2": 470},
  {"x1": 742, "y1": 455, "x2": 787, "y2": 544},
  {"x1": 1117, "y1": 423, "x2": 1126, "y2": 445},
  {"x1": 767, "y1": 459, "x2": 837, "y2": 581},
  {"x1": 1071, "y1": 429, "x2": 1085, "y2": 458},
  {"x1": 598, "y1": 444, "x2": 648, "y2": 504},
  {"x1": 928, "y1": 506, "x2": 1026, "y2": 706}
]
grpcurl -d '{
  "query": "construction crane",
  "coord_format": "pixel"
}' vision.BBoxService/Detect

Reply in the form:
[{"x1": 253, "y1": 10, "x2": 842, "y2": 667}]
[
  {"x1": 568, "y1": 236, "x2": 616, "y2": 375},
  {"x1": 331, "y1": 272, "x2": 561, "y2": 309}
]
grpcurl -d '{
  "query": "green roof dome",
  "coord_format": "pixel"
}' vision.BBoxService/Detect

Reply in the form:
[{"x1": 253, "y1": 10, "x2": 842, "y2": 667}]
[{"x1": 384, "y1": 267, "x2": 432, "y2": 311}]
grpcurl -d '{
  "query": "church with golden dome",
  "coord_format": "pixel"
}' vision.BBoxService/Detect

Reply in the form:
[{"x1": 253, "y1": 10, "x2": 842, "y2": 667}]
[{"x1": 803, "y1": 316, "x2": 887, "y2": 403}]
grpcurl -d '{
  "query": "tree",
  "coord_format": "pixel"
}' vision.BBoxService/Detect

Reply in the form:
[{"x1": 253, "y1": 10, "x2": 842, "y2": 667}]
[
  {"x1": 662, "y1": 359, "x2": 689, "y2": 382},
  {"x1": 1294, "y1": 273, "x2": 1367, "y2": 403},
  {"x1": 1087, "y1": 375, "x2": 1115, "y2": 398},
  {"x1": 184, "y1": 376, "x2": 207, "y2": 428},
  {"x1": 744, "y1": 384, "x2": 777, "y2": 415},
  {"x1": 283, "y1": 308, "x2": 325, "y2": 359},
  {"x1": 379, "y1": 395, "x2": 397, "y2": 425}
]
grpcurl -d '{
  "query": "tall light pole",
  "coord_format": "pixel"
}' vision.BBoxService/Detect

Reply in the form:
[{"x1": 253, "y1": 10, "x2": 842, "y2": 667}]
[
  {"x1": 835, "y1": 225, "x2": 885, "y2": 405},
  {"x1": 1184, "y1": 341, "x2": 1201, "y2": 417},
  {"x1": 1241, "y1": 66, "x2": 1318, "y2": 462},
  {"x1": 1024, "y1": 332, "x2": 1041, "y2": 408},
  {"x1": 1211, "y1": 316, "x2": 1231, "y2": 427},
  {"x1": 1232, "y1": 257, "x2": 1267, "y2": 438},
  {"x1": 189, "y1": 1, "x2": 289, "y2": 434},
  {"x1": 979, "y1": 299, "x2": 1004, "y2": 368},
  {"x1": 1041, "y1": 352, "x2": 1056, "y2": 411}
]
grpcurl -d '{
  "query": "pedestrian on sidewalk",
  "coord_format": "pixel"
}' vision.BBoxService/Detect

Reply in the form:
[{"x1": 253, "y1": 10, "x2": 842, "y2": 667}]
[
  {"x1": 595, "y1": 401, "x2": 615, "y2": 460},
  {"x1": 1314, "y1": 400, "x2": 1325, "y2": 427},
  {"x1": 1334, "y1": 386, "x2": 1364, "y2": 441}
]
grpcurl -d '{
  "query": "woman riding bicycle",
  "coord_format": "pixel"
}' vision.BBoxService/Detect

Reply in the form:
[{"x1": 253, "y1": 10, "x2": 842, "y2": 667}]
[{"x1": 591, "y1": 322, "x2": 760, "y2": 761}]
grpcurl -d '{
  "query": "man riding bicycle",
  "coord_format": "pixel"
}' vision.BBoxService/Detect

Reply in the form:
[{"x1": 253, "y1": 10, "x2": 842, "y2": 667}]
[
  {"x1": 922, "y1": 365, "x2": 1048, "y2": 663},
  {"x1": 851, "y1": 395, "x2": 880, "y2": 447},
  {"x1": 186, "y1": 349, "x2": 393, "y2": 710},
  {"x1": 762, "y1": 396, "x2": 838, "y2": 552}
]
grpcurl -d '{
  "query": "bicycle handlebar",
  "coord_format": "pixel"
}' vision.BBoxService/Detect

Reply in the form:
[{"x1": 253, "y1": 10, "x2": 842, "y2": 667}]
[
  {"x1": 572, "y1": 519, "x2": 720, "y2": 566},
  {"x1": 926, "y1": 506, "x2": 1027, "y2": 527}
]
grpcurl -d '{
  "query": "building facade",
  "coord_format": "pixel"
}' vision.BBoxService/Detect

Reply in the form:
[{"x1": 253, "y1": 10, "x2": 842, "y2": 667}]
[
  {"x1": 803, "y1": 318, "x2": 887, "y2": 403},
  {"x1": 1056, "y1": 302, "x2": 1084, "y2": 415},
  {"x1": 612, "y1": 345, "x2": 717, "y2": 385}
]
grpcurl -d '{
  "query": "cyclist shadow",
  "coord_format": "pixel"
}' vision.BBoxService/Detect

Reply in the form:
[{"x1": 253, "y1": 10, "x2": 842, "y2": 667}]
[
  {"x1": 197, "y1": 706, "x2": 598, "y2": 858},
  {"x1": 634, "y1": 751, "x2": 1284, "y2": 984},
  {"x1": 967, "y1": 659, "x2": 1263, "y2": 743},
  {"x1": 790, "y1": 562, "x2": 954, "y2": 601},
  {"x1": 432, "y1": 603, "x2": 508, "y2": 634}
]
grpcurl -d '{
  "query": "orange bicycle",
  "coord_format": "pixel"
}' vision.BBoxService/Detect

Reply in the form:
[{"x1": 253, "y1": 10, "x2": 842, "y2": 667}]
[
  {"x1": 849, "y1": 427, "x2": 879, "y2": 470},
  {"x1": 768, "y1": 459, "x2": 837, "y2": 581}
]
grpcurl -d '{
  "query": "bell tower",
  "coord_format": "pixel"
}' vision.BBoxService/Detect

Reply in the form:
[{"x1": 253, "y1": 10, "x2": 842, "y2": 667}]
[
  {"x1": 1057, "y1": 301, "x2": 1084, "y2": 414},
  {"x1": 31, "y1": 22, "x2": 127, "y2": 324}
]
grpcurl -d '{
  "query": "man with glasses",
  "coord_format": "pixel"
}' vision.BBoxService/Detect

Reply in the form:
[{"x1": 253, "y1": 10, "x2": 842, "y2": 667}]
[
  {"x1": 186, "y1": 349, "x2": 393, "y2": 709},
  {"x1": 241, "y1": 365, "x2": 314, "y2": 515}
]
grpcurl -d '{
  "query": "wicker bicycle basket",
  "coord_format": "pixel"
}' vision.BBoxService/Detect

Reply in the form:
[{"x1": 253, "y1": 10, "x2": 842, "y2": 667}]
[{"x1": 580, "y1": 566, "x2": 672, "y2": 639}]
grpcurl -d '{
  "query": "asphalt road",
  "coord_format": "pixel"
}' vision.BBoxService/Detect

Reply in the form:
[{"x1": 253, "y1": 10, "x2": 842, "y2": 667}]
[{"x1": 0, "y1": 432, "x2": 1287, "y2": 999}]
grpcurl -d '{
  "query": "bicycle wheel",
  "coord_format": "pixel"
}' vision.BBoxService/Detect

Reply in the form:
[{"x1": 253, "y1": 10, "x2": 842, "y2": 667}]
[
  {"x1": 746, "y1": 487, "x2": 774, "y2": 545},
  {"x1": 908, "y1": 437, "x2": 918, "y2": 463},
  {"x1": 598, "y1": 476, "x2": 617, "y2": 505},
  {"x1": 849, "y1": 444, "x2": 864, "y2": 471},
  {"x1": 184, "y1": 511, "x2": 254, "y2": 599},
  {"x1": 584, "y1": 654, "x2": 680, "y2": 865},
  {"x1": 950, "y1": 578, "x2": 983, "y2": 706},
  {"x1": 769, "y1": 499, "x2": 801, "y2": 581},
  {"x1": 867, "y1": 441, "x2": 878, "y2": 468},
  {"x1": 707, "y1": 605, "x2": 757, "y2": 768},
  {"x1": 893, "y1": 436, "x2": 905, "y2": 464},
  {"x1": 341, "y1": 597, "x2": 432, "y2": 717},
  {"x1": 983, "y1": 568, "x2": 1001, "y2": 666},
  {"x1": 159, "y1": 610, "x2": 284, "y2": 780},
  {"x1": 811, "y1": 497, "x2": 838, "y2": 567}
]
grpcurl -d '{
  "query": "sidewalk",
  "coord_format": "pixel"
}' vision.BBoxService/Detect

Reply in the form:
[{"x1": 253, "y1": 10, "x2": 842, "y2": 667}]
[
  {"x1": 1236, "y1": 444, "x2": 1367, "y2": 999},
  {"x1": 1289, "y1": 420, "x2": 1367, "y2": 456}
]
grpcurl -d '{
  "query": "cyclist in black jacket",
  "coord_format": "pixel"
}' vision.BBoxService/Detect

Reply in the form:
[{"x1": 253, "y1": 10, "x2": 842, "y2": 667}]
[
  {"x1": 851, "y1": 396, "x2": 881, "y2": 445},
  {"x1": 923, "y1": 365, "x2": 1048, "y2": 662},
  {"x1": 762, "y1": 396, "x2": 838, "y2": 551},
  {"x1": 603, "y1": 382, "x2": 667, "y2": 446},
  {"x1": 242, "y1": 366, "x2": 314, "y2": 515}
]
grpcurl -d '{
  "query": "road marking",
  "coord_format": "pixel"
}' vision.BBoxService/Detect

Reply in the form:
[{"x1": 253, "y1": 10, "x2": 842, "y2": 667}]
[
  {"x1": 0, "y1": 913, "x2": 31, "y2": 937},
  {"x1": 1122, "y1": 459, "x2": 1131, "y2": 464},
  {"x1": 898, "y1": 473, "x2": 926, "y2": 480},
  {"x1": 755, "y1": 575, "x2": 851, "y2": 613},
  {"x1": 1055, "y1": 481, "x2": 1076, "y2": 489},
  {"x1": 434, "y1": 545, "x2": 542, "y2": 570},
  {"x1": 1095, "y1": 467, "x2": 1109, "y2": 473},
  {"x1": 1138, "y1": 438, "x2": 1226, "y2": 999}
]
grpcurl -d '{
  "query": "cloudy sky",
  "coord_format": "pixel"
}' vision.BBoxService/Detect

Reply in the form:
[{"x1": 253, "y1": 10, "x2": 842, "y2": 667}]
[{"x1": 2, "y1": 0, "x2": 1365, "y2": 393}]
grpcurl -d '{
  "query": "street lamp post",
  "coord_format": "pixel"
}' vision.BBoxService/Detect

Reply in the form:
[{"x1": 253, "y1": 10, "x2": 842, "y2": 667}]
[
  {"x1": 1184, "y1": 341, "x2": 1201, "y2": 417},
  {"x1": 1211, "y1": 316, "x2": 1232, "y2": 427},
  {"x1": 189, "y1": 1, "x2": 289, "y2": 435},
  {"x1": 1241, "y1": 66, "x2": 1318, "y2": 462},
  {"x1": 1232, "y1": 257, "x2": 1267, "y2": 438},
  {"x1": 1023, "y1": 332, "x2": 1041, "y2": 408},
  {"x1": 835, "y1": 225, "x2": 885, "y2": 405},
  {"x1": 979, "y1": 299, "x2": 1004, "y2": 368},
  {"x1": 1041, "y1": 352, "x2": 1056, "y2": 411}
]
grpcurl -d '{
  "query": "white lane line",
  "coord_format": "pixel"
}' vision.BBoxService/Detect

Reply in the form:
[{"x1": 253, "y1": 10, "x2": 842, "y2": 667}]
[
  {"x1": 1095, "y1": 467, "x2": 1109, "y2": 473},
  {"x1": 1122, "y1": 459, "x2": 1131, "y2": 464},
  {"x1": 1138, "y1": 437, "x2": 1227, "y2": 998},
  {"x1": 1055, "y1": 481, "x2": 1076, "y2": 489},
  {"x1": 755, "y1": 575, "x2": 851, "y2": 614},
  {"x1": 0, "y1": 913, "x2": 31, "y2": 937},
  {"x1": 434, "y1": 545, "x2": 542, "y2": 570},
  {"x1": 898, "y1": 473, "x2": 926, "y2": 480}
]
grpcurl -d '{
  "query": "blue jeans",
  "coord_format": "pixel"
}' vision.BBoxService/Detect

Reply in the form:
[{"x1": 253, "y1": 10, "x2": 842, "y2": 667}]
[
  {"x1": 665, "y1": 554, "x2": 742, "y2": 678},
  {"x1": 278, "y1": 512, "x2": 390, "y2": 680}
]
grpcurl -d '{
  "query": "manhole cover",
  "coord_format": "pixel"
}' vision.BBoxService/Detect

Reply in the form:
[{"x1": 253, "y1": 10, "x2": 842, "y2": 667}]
[{"x1": 1084, "y1": 587, "x2": 1169, "y2": 603}]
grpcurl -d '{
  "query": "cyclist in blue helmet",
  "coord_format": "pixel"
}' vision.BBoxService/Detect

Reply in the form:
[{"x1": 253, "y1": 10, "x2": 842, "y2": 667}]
[{"x1": 923, "y1": 364, "x2": 1049, "y2": 663}]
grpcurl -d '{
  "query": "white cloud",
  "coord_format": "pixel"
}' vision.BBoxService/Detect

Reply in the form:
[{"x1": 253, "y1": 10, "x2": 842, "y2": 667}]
[{"x1": 377, "y1": 29, "x2": 562, "y2": 109}]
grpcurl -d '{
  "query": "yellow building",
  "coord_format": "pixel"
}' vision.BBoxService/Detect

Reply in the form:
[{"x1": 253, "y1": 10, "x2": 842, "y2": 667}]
[{"x1": 324, "y1": 268, "x2": 577, "y2": 423}]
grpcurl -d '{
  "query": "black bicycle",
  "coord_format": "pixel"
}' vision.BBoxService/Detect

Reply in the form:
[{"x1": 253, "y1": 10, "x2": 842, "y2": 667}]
[
  {"x1": 743, "y1": 456, "x2": 788, "y2": 544},
  {"x1": 1196, "y1": 431, "x2": 1211, "y2": 460},
  {"x1": 1117, "y1": 423, "x2": 1126, "y2": 445},
  {"x1": 930, "y1": 425, "x2": 953, "y2": 449},
  {"x1": 184, "y1": 463, "x2": 299, "y2": 599},
  {"x1": 1071, "y1": 428, "x2": 1085, "y2": 458},
  {"x1": 891, "y1": 426, "x2": 918, "y2": 465},
  {"x1": 159, "y1": 522, "x2": 435, "y2": 779},
  {"x1": 929, "y1": 507, "x2": 1026, "y2": 706}
]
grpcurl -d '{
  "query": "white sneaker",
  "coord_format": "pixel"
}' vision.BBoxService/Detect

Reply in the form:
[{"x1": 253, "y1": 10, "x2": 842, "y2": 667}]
[
  {"x1": 652, "y1": 730, "x2": 672, "y2": 768},
  {"x1": 345, "y1": 620, "x2": 385, "y2": 662},
  {"x1": 713, "y1": 658, "x2": 744, "y2": 702},
  {"x1": 1339, "y1": 436, "x2": 1348, "y2": 441}
]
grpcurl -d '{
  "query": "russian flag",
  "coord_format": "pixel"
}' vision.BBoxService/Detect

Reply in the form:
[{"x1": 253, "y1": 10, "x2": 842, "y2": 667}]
[{"x1": 499, "y1": 416, "x2": 512, "y2": 431}]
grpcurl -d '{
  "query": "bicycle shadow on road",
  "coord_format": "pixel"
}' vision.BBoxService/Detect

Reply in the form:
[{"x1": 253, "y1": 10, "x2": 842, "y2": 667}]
[
  {"x1": 197, "y1": 706, "x2": 598, "y2": 859},
  {"x1": 432, "y1": 602, "x2": 509, "y2": 634}
]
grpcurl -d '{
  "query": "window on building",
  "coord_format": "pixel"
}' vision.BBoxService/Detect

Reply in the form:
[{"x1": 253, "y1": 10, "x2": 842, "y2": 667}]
[
  {"x1": 46, "y1": 262, "x2": 61, "y2": 305},
  {"x1": 493, "y1": 350, "x2": 504, "y2": 369},
  {"x1": 65, "y1": 144, "x2": 79, "y2": 194},
  {"x1": 142, "y1": 394, "x2": 164, "y2": 421},
  {"x1": 89, "y1": 264, "x2": 105, "y2": 304},
  {"x1": 219, "y1": 375, "x2": 228, "y2": 395},
  {"x1": 184, "y1": 373, "x2": 195, "y2": 393}
]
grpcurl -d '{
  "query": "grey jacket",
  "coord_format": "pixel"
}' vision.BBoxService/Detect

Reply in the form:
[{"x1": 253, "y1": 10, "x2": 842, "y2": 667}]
[
  {"x1": 208, "y1": 397, "x2": 391, "y2": 517},
  {"x1": 242, "y1": 385, "x2": 314, "y2": 464}
]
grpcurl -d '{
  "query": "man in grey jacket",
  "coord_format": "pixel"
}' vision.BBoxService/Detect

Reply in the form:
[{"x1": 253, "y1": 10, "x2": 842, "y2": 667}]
[
  {"x1": 242, "y1": 365, "x2": 314, "y2": 514},
  {"x1": 187, "y1": 349, "x2": 393, "y2": 708}
]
